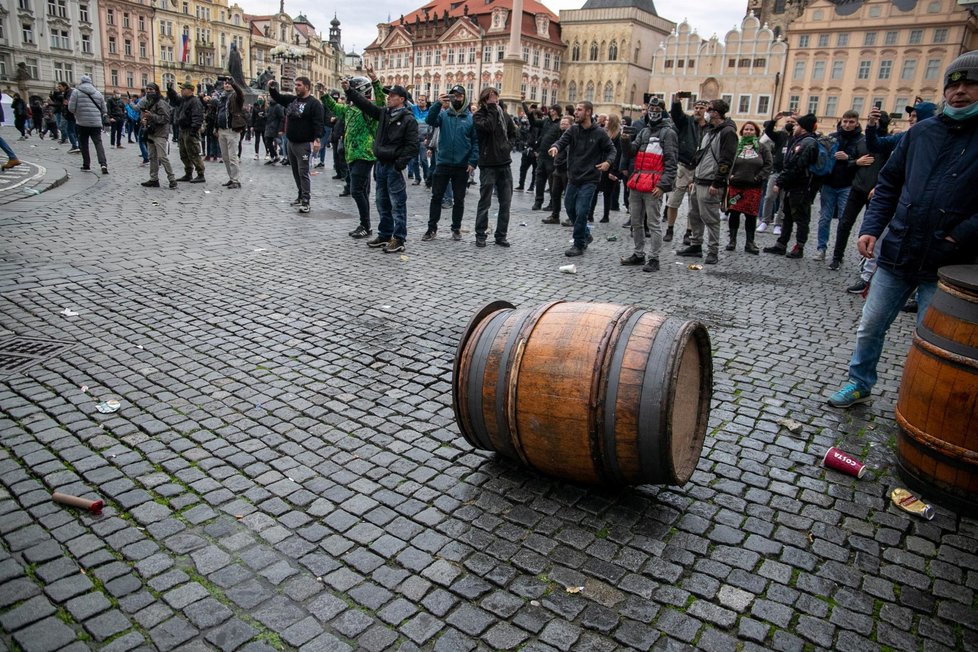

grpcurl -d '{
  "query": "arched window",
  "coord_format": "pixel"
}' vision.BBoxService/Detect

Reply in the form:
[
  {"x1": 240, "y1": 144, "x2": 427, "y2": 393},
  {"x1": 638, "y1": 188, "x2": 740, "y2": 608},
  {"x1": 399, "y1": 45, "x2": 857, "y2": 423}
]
[
  {"x1": 571, "y1": 42, "x2": 580, "y2": 61},
  {"x1": 634, "y1": 40, "x2": 641, "y2": 63},
  {"x1": 589, "y1": 42, "x2": 598, "y2": 61},
  {"x1": 568, "y1": 81, "x2": 577, "y2": 103},
  {"x1": 603, "y1": 81, "x2": 614, "y2": 102},
  {"x1": 608, "y1": 41, "x2": 618, "y2": 61},
  {"x1": 585, "y1": 81, "x2": 595, "y2": 102}
]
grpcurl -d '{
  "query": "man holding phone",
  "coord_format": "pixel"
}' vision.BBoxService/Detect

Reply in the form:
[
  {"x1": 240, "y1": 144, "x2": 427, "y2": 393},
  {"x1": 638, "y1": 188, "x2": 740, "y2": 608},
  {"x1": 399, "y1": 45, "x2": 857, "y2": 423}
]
[{"x1": 667, "y1": 93, "x2": 709, "y2": 243}]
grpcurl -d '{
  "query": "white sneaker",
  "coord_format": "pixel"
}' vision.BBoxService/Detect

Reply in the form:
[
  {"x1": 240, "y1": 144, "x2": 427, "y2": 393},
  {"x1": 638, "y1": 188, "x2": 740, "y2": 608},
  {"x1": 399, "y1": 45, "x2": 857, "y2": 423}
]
[
  {"x1": 773, "y1": 225, "x2": 782, "y2": 236},
  {"x1": 814, "y1": 249, "x2": 826, "y2": 261},
  {"x1": 757, "y1": 222, "x2": 768, "y2": 233},
  {"x1": 254, "y1": 155, "x2": 259, "y2": 160}
]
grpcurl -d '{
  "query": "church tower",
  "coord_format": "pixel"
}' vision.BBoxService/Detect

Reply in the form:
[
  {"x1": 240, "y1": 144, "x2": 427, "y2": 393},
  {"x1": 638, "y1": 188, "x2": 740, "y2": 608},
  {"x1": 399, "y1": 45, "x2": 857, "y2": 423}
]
[
  {"x1": 329, "y1": 14, "x2": 342, "y2": 49},
  {"x1": 747, "y1": 0, "x2": 808, "y2": 39}
]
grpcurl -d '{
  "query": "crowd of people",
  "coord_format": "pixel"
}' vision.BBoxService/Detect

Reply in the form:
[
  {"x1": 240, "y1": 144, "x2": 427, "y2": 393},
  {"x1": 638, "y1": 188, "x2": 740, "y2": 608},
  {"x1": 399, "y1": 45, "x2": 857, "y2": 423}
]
[{"x1": 1, "y1": 52, "x2": 976, "y2": 412}]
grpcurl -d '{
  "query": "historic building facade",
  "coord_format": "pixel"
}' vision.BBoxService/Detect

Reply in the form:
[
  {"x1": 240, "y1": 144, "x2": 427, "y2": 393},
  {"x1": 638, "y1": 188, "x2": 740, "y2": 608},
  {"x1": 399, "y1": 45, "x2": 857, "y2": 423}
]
[
  {"x1": 363, "y1": 0, "x2": 564, "y2": 106},
  {"x1": 781, "y1": 0, "x2": 978, "y2": 124},
  {"x1": 248, "y1": 11, "x2": 343, "y2": 92},
  {"x1": 559, "y1": 0, "x2": 673, "y2": 116},
  {"x1": 747, "y1": 0, "x2": 808, "y2": 40},
  {"x1": 648, "y1": 15, "x2": 788, "y2": 124},
  {"x1": 99, "y1": 0, "x2": 156, "y2": 95},
  {"x1": 0, "y1": 0, "x2": 105, "y2": 97}
]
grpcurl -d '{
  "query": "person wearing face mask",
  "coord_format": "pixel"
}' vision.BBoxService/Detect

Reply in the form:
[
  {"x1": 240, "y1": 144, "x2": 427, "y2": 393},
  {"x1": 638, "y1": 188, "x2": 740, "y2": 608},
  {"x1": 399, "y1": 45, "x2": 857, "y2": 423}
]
[
  {"x1": 137, "y1": 83, "x2": 177, "y2": 189},
  {"x1": 619, "y1": 97, "x2": 678, "y2": 272},
  {"x1": 759, "y1": 112, "x2": 796, "y2": 235},
  {"x1": 677, "y1": 99, "x2": 737, "y2": 265},
  {"x1": 826, "y1": 51, "x2": 978, "y2": 409},
  {"x1": 345, "y1": 82, "x2": 418, "y2": 253},
  {"x1": 724, "y1": 122, "x2": 772, "y2": 254},
  {"x1": 763, "y1": 113, "x2": 819, "y2": 258},
  {"x1": 814, "y1": 110, "x2": 869, "y2": 262},
  {"x1": 422, "y1": 85, "x2": 478, "y2": 242}
]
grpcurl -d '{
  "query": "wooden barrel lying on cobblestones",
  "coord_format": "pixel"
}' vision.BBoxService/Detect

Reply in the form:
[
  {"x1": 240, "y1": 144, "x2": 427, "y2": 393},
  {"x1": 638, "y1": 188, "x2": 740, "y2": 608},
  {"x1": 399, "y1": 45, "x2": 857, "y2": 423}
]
[
  {"x1": 452, "y1": 300, "x2": 713, "y2": 486},
  {"x1": 896, "y1": 265, "x2": 978, "y2": 509}
]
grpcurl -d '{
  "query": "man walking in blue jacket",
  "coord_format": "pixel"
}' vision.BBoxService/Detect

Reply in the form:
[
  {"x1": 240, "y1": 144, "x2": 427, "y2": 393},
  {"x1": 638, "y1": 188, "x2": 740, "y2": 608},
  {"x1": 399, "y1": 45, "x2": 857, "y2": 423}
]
[{"x1": 828, "y1": 51, "x2": 978, "y2": 408}]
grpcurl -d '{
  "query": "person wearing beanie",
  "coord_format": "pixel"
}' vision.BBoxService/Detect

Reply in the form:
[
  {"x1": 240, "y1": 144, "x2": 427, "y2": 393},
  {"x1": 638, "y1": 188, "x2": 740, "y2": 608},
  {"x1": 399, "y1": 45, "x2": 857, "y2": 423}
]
[
  {"x1": 67, "y1": 75, "x2": 109, "y2": 175},
  {"x1": 138, "y1": 82, "x2": 177, "y2": 189},
  {"x1": 827, "y1": 51, "x2": 978, "y2": 408},
  {"x1": 676, "y1": 98, "x2": 737, "y2": 264},
  {"x1": 814, "y1": 109, "x2": 869, "y2": 262},
  {"x1": 763, "y1": 113, "x2": 819, "y2": 258}
]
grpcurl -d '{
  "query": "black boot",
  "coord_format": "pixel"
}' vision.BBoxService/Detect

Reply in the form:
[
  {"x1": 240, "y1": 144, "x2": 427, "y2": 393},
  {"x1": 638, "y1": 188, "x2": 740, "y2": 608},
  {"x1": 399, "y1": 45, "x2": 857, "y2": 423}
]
[
  {"x1": 663, "y1": 226, "x2": 674, "y2": 242},
  {"x1": 725, "y1": 234, "x2": 736, "y2": 251},
  {"x1": 682, "y1": 230, "x2": 692, "y2": 246}
]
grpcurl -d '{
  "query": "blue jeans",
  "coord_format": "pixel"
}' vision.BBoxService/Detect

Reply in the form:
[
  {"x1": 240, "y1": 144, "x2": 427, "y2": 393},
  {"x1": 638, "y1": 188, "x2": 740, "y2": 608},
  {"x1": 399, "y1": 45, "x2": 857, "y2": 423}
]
[
  {"x1": 848, "y1": 266, "x2": 937, "y2": 391},
  {"x1": 318, "y1": 125, "x2": 331, "y2": 163},
  {"x1": 0, "y1": 136, "x2": 16, "y2": 159},
  {"x1": 63, "y1": 118, "x2": 78, "y2": 148},
  {"x1": 817, "y1": 185, "x2": 851, "y2": 251},
  {"x1": 375, "y1": 162, "x2": 407, "y2": 240},
  {"x1": 408, "y1": 139, "x2": 430, "y2": 181},
  {"x1": 565, "y1": 182, "x2": 598, "y2": 249}
]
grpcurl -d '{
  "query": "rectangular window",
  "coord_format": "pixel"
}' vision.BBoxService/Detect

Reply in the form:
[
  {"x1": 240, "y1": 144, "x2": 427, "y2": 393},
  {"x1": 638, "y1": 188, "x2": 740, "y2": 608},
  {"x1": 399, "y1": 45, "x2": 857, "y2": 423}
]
[
  {"x1": 111, "y1": 69, "x2": 118, "y2": 86},
  {"x1": 933, "y1": 28, "x2": 948, "y2": 43},
  {"x1": 857, "y1": 60, "x2": 871, "y2": 80},
  {"x1": 53, "y1": 61, "x2": 73, "y2": 83},
  {"x1": 23, "y1": 23, "x2": 34, "y2": 43},
  {"x1": 522, "y1": 46, "x2": 529, "y2": 62},
  {"x1": 792, "y1": 60, "x2": 805, "y2": 80},
  {"x1": 757, "y1": 96, "x2": 770, "y2": 115},
  {"x1": 878, "y1": 60, "x2": 892, "y2": 80},
  {"x1": 532, "y1": 48, "x2": 539, "y2": 66},
  {"x1": 447, "y1": 48, "x2": 454, "y2": 65},
  {"x1": 924, "y1": 58, "x2": 941, "y2": 80},
  {"x1": 530, "y1": 85, "x2": 537, "y2": 101},
  {"x1": 483, "y1": 46, "x2": 491, "y2": 63},
  {"x1": 125, "y1": 39, "x2": 133, "y2": 56},
  {"x1": 141, "y1": 73, "x2": 148, "y2": 87},
  {"x1": 895, "y1": 96, "x2": 909, "y2": 113},
  {"x1": 872, "y1": 96, "x2": 885, "y2": 110},
  {"x1": 721, "y1": 94, "x2": 733, "y2": 109},
  {"x1": 728, "y1": 58, "x2": 736, "y2": 68},
  {"x1": 884, "y1": 31, "x2": 898, "y2": 45},
  {"x1": 788, "y1": 95, "x2": 800, "y2": 112},
  {"x1": 469, "y1": 47, "x2": 476, "y2": 64},
  {"x1": 677, "y1": 59, "x2": 685, "y2": 68},
  {"x1": 825, "y1": 96, "x2": 838, "y2": 117},
  {"x1": 123, "y1": 12, "x2": 130, "y2": 28},
  {"x1": 544, "y1": 52, "x2": 551, "y2": 70},
  {"x1": 908, "y1": 29, "x2": 922, "y2": 45},
  {"x1": 554, "y1": 55, "x2": 559, "y2": 72},
  {"x1": 863, "y1": 32, "x2": 877, "y2": 46},
  {"x1": 837, "y1": 33, "x2": 849, "y2": 47},
  {"x1": 901, "y1": 59, "x2": 917, "y2": 81},
  {"x1": 80, "y1": 4, "x2": 89, "y2": 22},
  {"x1": 107, "y1": 8, "x2": 114, "y2": 24},
  {"x1": 425, "y1": 49, "x2": 432, "y2": 66},
  {"x1": 139, "y1": 16, "x2": 145, "y2": 31},
  {"x1": 126, "y1": 71, "x2": 133, "y2": 88},
  {"x1": 109, "y1": 37, "x2": 117, "y2": 54},
  {"x1": 852, "y1": 96, "x2": 865, "y2": 115},
  {"x1": 807, "y1": 95, "x2": 819, "y2": 115},
  {"x1": 798, "y1": 35, "x2": 809, "y2": 48},
  {"x1": 415, "y1": 52, "x2": 421, "y2": 67},
  {"x1": 434, "y1": 49, "x2": 441, "y2": 65},
  {"x1": 26, "y1": 58, "x2": 38, "y2": 80},
  {"x1": 818, "y1": 33, "x2": 829, "y2": 47},
  {"x1": 831, "y1": 60, "x2": 844, "y2": 80},
  {"x1": 81, "y1": 34, "x2": 92, "y2": 54},
  {"x1": 812, "y1": 60, "x2": 825, "y2": 80},
  {"x1": 51, "y1": 29, "x2": 70, "y2": 49},
  {"x1": 752, "y1": 58, "x2": 766, "y2": 68},
  {"x1": 497, "y1": 45, "x2": 504, "y2": 62},
  {"x1": 18, "y1": 0, "x2": 30, "y2": 8},
  {"x1": 737, "y1": 95, "x2": 751, "y2": 114}
]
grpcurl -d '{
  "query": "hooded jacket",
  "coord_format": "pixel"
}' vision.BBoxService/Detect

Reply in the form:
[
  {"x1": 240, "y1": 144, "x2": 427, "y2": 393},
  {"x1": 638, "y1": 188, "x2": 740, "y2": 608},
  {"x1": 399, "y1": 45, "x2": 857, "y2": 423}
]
[
  {"x1": 425, "y1": 102, "x2": 478, "y2": 168},
  {"x1": 522, "y1": 104, "x2": 562, "y2": 161},
  {"x1": 473, "y1": 103, "x2": 518, "y2": 167},
  {"x1": 776, "y1": 132, "x2": 818, "y2": 192},
  {"x1": 763, "y1": 120, "x2": 793, "y2": 173},
  {"x1": 322, "y1": 80, "x2": 385, "y2": 163},
  {"x1": 346, "y1": 89, "x2": 418, "y2": 169},
  {"x1": 821, "y1": 125, "x2": 867, "y2": 189},
  {"x1": 263, "y1": 101, "x2": 284, "y2": 139},
  {"x1": 138, "y1": 93, "x2": 171, "y2": 140},
  {"x1": 67, "y1": 76, "x2": 107, "y2": 129},
  {"x1": 860, "y1": 113, "x2": 978, "y2": 281},
  {"x1": 550, "y1": 120, "x2": 617, "y2": 185},
  {"x1": 693, "y1": 118, "x2": 737, "y2": 187},
  {"x1": 671, "y1": 100, "x2": 707, "y2": 168},
  {"x1": 621, "y1": 115, "x2": 679, "y2": 194}
]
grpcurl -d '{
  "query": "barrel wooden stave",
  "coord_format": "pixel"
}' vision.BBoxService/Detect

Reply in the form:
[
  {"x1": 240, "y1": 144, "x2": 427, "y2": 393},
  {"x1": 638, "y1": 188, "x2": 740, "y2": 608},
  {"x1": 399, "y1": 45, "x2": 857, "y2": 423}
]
[
  {"x1": 454, "y1": 300, "x2": 712, "y2": 487},
  {"x1": 895, "y1": 268, "x2": 978, "y2": 509}
]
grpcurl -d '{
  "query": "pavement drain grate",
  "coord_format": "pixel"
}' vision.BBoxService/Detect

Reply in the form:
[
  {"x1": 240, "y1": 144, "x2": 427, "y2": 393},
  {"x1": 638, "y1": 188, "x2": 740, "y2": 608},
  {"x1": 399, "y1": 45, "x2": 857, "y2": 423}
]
[{"x1": 0, "y1": 336, "x2": 75, "y2": 375}]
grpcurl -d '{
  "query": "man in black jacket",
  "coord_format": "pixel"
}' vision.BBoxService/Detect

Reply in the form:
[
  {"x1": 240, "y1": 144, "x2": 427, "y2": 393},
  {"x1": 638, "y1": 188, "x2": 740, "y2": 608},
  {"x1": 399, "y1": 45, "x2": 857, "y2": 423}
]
[
  {"x1": 345, "y1": 83, "x2": 418, "y2": 254},
  {"x1": 473, "y1": 87, "x2": 518, "y2": 248},
  {"x1": 764, "y1": 113, "x2": 819, "y2": 258},
  {"x1": 666, "y1": 96, "x2": 708, "y2": 243},
  {"x1": 269, "y1": 77, "x2": 326, "y2": 213},
  {"x1": 167, "y1": 82, "x2": 205, "y2": 183},
  {"x1": 523, "y1": 102, "x2": 562, "y2": 212},
  {"x1": 759, "y1": 112, "x2": 796, "y2": 235}
]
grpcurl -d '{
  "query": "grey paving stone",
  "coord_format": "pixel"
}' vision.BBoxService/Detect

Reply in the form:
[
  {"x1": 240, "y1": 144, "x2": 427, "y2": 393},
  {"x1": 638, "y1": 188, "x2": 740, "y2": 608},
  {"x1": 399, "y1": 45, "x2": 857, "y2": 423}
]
[
  {"x1": 84, "y1": 608, "x2": 133, "y2": 642},
  {"x1": 12, "y1": 616, "x2": 78, "y2": 652},
  {"x1": 205, "y1": 618, "x2": 258, "y2": 652},
  {"x1": 184, "y1": 597, "x2": 233, "y2": 629},
  {"x1": 0, "y1": 595, "x2": 56, "y2": 632}
]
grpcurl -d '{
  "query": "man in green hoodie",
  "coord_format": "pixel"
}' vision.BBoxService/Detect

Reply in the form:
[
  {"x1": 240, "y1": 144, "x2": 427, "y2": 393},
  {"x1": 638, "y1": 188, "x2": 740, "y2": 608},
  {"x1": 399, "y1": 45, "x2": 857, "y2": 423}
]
[{"x1": 323, "y1": 68, "x2": 385, "y2": 239}]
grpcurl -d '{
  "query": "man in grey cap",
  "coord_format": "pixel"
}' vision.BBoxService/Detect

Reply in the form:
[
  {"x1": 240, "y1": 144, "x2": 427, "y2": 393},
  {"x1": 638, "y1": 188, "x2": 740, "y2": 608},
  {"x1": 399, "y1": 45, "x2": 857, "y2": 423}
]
[
  {"x1": 138, "y1": 83, "x2": 177, "y2": 189},
  {"x1": 827, "y1": 50, "x2": 978, "y2": 408}
]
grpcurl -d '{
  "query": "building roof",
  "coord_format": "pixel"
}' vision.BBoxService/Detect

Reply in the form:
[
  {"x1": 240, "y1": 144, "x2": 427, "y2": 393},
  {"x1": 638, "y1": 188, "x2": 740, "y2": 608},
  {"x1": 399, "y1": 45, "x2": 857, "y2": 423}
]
[{"x1": 580, "y1": 0, "x2": 659, "y2": 13}]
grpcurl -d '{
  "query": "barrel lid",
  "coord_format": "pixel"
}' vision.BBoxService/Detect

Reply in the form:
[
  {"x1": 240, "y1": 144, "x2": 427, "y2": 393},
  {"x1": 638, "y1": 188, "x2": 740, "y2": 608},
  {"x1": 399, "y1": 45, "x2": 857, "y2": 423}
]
[{"x1": 938, "y1": 265, "x2": 978, "y2": 293}]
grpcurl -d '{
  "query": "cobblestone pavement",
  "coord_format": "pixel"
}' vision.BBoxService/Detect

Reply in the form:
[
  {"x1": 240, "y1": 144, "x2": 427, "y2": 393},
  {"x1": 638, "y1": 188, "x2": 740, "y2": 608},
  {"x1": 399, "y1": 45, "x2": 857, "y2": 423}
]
[{"x1": 1, "y1": 130, "x2": 976, "y2": 652}]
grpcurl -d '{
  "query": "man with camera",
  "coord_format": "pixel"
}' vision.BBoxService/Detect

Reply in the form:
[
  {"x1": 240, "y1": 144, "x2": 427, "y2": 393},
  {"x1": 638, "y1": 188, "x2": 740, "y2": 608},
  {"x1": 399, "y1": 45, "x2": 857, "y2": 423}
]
[
  {"x1": 268, "y1": 77, "x2": 325, "y2": 214},
  {"x1": 343, "y1": 79, "x2": 418, "y2": 254},
  {"x1": 423, "y1": 85, "x2": 478, "y2": 242},
  {"x1": 215, "y1": 76, "x2": 246, "y2": 189}
]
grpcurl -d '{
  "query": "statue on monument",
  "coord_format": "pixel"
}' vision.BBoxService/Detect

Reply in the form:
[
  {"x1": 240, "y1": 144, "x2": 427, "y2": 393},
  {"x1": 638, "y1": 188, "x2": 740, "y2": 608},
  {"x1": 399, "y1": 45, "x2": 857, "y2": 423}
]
[
  {"x1": 253, "y1": 67, "x2": 275, "y2": 90},
  {"x1": 15, "y1": 62, "x2": 31, "y2": 98},
  {"x1": 227, "y1": 41, "x2": 246, "y2": 87}
]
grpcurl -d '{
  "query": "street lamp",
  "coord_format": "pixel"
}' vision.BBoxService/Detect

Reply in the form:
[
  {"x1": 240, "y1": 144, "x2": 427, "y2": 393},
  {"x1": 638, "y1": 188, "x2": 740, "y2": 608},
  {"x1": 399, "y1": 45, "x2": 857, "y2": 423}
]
[{"x1": 270, "y1": 44, "x2": 310, "y2": 91}]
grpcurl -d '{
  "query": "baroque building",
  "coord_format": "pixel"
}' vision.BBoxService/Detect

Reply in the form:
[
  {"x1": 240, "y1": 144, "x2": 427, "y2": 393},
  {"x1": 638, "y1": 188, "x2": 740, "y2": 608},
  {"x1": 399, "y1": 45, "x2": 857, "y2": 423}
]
[
  {"x1": 648, "y1": 15, "x2": 788, "y2": 124},
  {"x1": 363, "y1": 0, "x2": 564, "y2": 107},
  {"x1": 100, "y1": 0, "x2": 156, "y2": 95},
  {"x1": 0, "y1": 0, "x2": 105, "y2": 96},
  {"x1": 247, "y1": 10, "x2": 343, "y2": 92},
  {"x1": 558, "y1": 0, "x2": 674, "y2": 116},
  {"x1": 747, "y1": 0, "x2": 808, "y2": 39},
  {"x1": 781, "y1": 0, "x2": 978, "y2": 123}
]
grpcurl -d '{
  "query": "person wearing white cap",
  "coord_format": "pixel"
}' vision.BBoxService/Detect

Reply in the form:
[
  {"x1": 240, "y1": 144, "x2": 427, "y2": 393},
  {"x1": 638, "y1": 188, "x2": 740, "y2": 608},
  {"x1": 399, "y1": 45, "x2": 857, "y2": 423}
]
[{"x1": 827, "y1": 50, "x2": 978, "y2": 408}]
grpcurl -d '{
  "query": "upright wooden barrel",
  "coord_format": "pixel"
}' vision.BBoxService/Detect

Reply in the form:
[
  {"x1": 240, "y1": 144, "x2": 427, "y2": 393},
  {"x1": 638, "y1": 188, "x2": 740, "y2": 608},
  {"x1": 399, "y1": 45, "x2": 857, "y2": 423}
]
[
  {"x1": 452, "y1": 300, "x2": 713, "y2": 487},
  {"x1": 895, "y1": 265, "x2": 978, "y2": 510}
]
